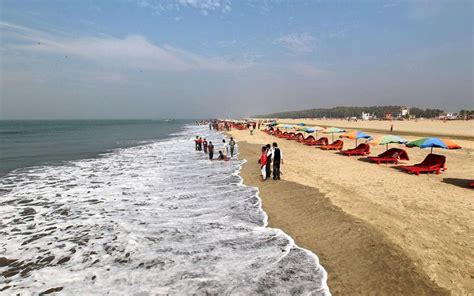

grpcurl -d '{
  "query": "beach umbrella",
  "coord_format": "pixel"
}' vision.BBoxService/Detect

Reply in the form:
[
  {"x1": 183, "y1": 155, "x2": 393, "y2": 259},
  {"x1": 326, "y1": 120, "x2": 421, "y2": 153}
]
[
  {"x1": 369, "y1": 135, "x2": 408, "y2": 150},
  {"x1": 267, "y1": 121, "x2": 278, "y2": 126},
  {"x1": 297, "y1": 122, "x2": 306, "y2": 126},
  {"x1": 406, "y1": 137, "x2": 462, "y2": 153},
  {"x1": 324, "y1": 127, "x2": 346, "y2": 141},
  {"x1": 340, "y1": 130, "x2": 372, "y2": 147},
  {"x1": 279, "y1": 124, "x2": 294, "y2": 130}
]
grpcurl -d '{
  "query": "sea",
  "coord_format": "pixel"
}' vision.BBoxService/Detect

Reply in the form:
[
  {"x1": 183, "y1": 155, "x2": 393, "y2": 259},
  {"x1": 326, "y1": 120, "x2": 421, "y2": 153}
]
[{"x1": 0, "y1": 120, "x2": 329, "y2": 295}]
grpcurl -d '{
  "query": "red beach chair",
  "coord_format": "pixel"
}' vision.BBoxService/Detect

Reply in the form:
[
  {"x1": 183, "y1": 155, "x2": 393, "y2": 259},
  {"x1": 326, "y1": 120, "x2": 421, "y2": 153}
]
[
  {"x1": 320, "y1": 140, "x2": 344, "y2": 150},
  {"x1": 368, "y1": 148, "x2": 409, "y2": 165},
  {"x1": 341, "y1": 143, "x2": 370, "y2": 156},
  {"x1": 305, "y1": 137, "x2": 329, "y2": 146},
  {"x1": 470, "y1": 181, "x2": 474, "y2": 188},
  {"x1": 277, "y1": 131, "x2": 288, "y2": 138},
  {"x1": 288, "y1": 132, "x2": 304, "y2": 141},
  {"x1": 399, "y1": 154, "x2": 446, "y2": 175},
  {"x1": 285, "y1": 132, "x2": 297, "y2": 140},
  {"x1": 297, "y1": 134, "x2": 312, "y2": 143}
]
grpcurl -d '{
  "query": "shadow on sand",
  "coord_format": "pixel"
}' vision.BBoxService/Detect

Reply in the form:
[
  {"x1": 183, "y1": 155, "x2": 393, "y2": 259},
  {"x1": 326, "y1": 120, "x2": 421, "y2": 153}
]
[{"x1": 442, "y1": 178, "x2": 473, "y2": 189}]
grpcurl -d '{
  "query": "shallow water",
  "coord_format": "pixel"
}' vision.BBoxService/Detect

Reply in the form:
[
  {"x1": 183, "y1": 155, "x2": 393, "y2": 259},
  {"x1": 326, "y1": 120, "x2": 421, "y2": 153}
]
[{"x1": 0, "y1": 125, "x2": 329, "y2": 295}]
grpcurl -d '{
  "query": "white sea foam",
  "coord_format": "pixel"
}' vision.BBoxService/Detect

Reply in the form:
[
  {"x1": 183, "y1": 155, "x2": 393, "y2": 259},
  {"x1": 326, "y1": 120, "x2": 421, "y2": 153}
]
[{"x1": 0, "y1": 125, "x2": 330, "y2": 295}]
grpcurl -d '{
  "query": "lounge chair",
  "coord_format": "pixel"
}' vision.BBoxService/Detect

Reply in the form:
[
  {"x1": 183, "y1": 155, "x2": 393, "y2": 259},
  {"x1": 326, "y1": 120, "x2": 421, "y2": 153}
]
[
  {"x1": 399, "y1": 154, "x2": 446, "y2": 175},
  {"x1": 305, "y1": 137, "x2": 329, "y2": 146},
  {"x1": 285, "y1": 132, "x2": 297, "y2": 140},
  {"x1": 470, "y1": 181, "x2": 474, "y2": 188},
  {"x1": 367, "y1": 148, "x2": 409, "y2": 165},
  {"x1": 320, "y1": 140, "x2": 344, "y2": 150},
  {"x1": 341, "y1": 143, "x2": 370, "y2": 156},
  {"x1": 297, "y1": 135, "x2": 313, "y2": 143},
  {"x1": 277, "y1": 132, "x2": 288, "y2": 138},
  {"x1": 288, "y1": 132, "x2": 304, "y2": 141}
]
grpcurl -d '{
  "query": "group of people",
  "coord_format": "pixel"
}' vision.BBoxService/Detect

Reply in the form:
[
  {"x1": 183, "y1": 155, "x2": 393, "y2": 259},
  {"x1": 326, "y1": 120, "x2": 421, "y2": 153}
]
[
  {"x1": 195, "y1": 136, "x2": 236, "y2": 161},
  {"x1": 259, "y1": 142, "x2": 283, "y2": 181}
]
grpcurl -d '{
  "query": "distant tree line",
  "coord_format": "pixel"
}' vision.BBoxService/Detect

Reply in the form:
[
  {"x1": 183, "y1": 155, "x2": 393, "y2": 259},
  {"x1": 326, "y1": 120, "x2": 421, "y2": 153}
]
[{"x1": 254, "y1": 106, "x2": 447, "y2": 119}]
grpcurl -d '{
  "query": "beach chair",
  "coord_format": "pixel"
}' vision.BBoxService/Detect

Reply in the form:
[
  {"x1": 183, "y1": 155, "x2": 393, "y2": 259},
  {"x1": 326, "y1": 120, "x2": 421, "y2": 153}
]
[
  {"x1": 297, "y1": 134, "x2": 313, "y2": 143},
  {"x1": 277, "y1": 132, "x2": 288, "y2": 138},
  {"x1": 285, "y1": 132, "x2": 297, "y2": 140},
  {"x1": 341, "y1": 143, "x2": 370, "y2": 156},
  {"x1": 320, "y1": 140, "x2": 344, "y2": 150},
  {"x1": 305, "y1": 137, "x2": 329, "y2": 146},
  {"x1": 367, "y1": 148, "x2": 409, "y2": 165},
  {"x1": 288, "y1": 132, "x2": 304, "y2": 141},
  {"x1": 470, "y1": 181, "x2": 474, "y2": 188},
  {"x1": 399, "y1": 154, "x2": 446, "y2": 176}
]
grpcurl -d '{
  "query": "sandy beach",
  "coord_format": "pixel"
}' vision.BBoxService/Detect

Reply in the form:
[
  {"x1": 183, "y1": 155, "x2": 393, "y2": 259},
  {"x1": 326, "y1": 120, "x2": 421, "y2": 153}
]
[{"x1": 229, "y1": 120, "x2": 474, "y2": 295}]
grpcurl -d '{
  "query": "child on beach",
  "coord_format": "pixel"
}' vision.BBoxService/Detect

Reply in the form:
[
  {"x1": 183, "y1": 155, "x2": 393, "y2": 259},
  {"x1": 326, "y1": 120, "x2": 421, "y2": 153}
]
[
  {"x1": 260, "y1": 146, "x2": 267, "y2": 181},
  {"x1": 217, "y1": 150, "x2": 225, "y2": 160},
  {"x1": 208, "y1": 141, "x2": 214, "y2": 160}
]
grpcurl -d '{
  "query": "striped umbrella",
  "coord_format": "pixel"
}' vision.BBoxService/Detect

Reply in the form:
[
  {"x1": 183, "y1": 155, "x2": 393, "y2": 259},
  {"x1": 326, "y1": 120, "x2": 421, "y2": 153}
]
[
  {"x1": 369, "y1": 135, "x2": 407, "y2": 150},
  {"x1": 406, "y1": 137, "x2": 462, "y2": 153},
  {"x1": 324, "y1": 127, "x2": 346, "y2": 141}
]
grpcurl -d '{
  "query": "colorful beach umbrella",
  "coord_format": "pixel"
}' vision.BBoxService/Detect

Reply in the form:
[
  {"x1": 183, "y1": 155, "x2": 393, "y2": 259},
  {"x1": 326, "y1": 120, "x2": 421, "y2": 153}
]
[
  {"x1": 406, "y1": 137, "x2": 462, "y2": 153},
  {"x1": 297, "y1": 122, "x2": 306, "y2": 126},
  {"x1": 369, "y1": 135, "x2": 408, "y2": 150},
  {"x1": 340, "y1": 130, "x2": 372, "y2": 146},
  {"x1": 324, "y1": 127, "x2": 346, "y2": 141},
  {"x1": 279, "y1": 124, "x2": 294, "y2": 130},
  {"x1": 267, "y1": 121, "x2": 278, "y2": 126}
]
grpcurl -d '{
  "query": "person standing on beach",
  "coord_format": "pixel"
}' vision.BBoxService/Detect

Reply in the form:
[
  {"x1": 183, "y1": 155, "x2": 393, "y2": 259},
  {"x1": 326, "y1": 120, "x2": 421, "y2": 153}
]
[
  {"x1": 272, "y1": 142, "x2": 283, "y2": 180},
  {"x1": 194, "y1": 136, "x2": 199, "y2": 150},
  {"x1": 198, "y1": 137, "x2": 203, "y2": 151},
  {"x1": 260, "y1": 146, "x2": 267, "y2": 181},
  {"x1": 203, "y1": 138, "x2": 208, "y2": 154},
  {"x1": 265, "y1": 144, "x2": 272, "y2": 179},
  {"x1": 249, "y1": 124, "x2": 254, "y2": 135},
  {"x1": 222, "y1": 139, "x2": 229, "y2": 160},
  {"x1": 208, "y1": 141, "x2": 214, "y2": 160},
  {"x1": 229, "y1": 137, "x2": 236, "y2": 158}
]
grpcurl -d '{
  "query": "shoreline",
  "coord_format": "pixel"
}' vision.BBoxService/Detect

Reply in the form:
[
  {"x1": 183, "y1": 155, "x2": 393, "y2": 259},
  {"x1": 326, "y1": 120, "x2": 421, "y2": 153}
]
[{"x1": 235, "y1": 140, "x2": 448, "y2": 295}]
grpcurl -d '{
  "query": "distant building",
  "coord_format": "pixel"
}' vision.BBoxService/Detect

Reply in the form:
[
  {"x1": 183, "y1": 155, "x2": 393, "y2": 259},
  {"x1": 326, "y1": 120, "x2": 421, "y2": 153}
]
[
  {"x1": 384, "y1": 111, "x2": 393, "y2": 120},
  {"x1": 401, "y1": 107, "x2": 410, "y2": 117},
  {"x1": 361, "y1": 112, "x2": 370, "y2": 120}
]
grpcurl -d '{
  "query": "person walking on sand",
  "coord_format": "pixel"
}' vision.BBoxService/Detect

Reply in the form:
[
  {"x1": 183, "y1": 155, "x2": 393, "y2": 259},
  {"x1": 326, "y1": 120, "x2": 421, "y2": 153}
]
[
  {"x1": 249, "y1": 124, "x2": 254, "y2": 135},
  {"x1": 272, "y1": 142, "x2": 283, "y2": 180},
  {"x1": 208, "y1": 141, "x2": 214, "y2": 160},
  {"x1": 260, "y1": 146, "x2": 267, "y2": 181},
  {"x1": 265, "y1": 144, "x2": 272, "y2": 179},
  {"x1": 229, "y1": 137, "x2": 236, "y2": 158},
  {"x1": 203, "y1": 138, "x2": 208, "y2": 154}
]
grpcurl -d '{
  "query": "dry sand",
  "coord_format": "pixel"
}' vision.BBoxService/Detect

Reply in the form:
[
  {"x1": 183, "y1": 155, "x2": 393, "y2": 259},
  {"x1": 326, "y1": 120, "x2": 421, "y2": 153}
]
[{"x1": 228, "y1": 121, "x2": 473, "y2": 295}]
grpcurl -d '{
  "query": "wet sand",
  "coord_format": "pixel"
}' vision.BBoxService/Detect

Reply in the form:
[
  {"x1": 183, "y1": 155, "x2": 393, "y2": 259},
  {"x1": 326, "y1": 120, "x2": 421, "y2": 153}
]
[
  {"x1": 230, "y1": 125, "x2": 474, "y2": 295},
  {"x1": 237, "y1": 141, "x2": 448, "y2": 295}
]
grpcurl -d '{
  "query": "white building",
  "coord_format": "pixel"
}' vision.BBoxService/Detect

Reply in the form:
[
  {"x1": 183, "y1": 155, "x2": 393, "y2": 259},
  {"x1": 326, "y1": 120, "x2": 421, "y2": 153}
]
[{"x1": 361, "y1": 112, "x2": 370, "y2": 120}]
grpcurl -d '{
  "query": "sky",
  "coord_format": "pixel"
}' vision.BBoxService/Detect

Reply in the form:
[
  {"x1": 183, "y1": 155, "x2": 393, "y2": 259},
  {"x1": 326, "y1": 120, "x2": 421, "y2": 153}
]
[{"x1": 0, "y1": 0, "x2": 472, "y2": 119}]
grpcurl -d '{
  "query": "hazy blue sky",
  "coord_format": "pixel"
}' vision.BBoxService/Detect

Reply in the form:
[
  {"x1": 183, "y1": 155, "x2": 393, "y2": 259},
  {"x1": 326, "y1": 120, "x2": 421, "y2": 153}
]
[{"x1": 1, "y1": 0, "x2": 472, "y2": 119}]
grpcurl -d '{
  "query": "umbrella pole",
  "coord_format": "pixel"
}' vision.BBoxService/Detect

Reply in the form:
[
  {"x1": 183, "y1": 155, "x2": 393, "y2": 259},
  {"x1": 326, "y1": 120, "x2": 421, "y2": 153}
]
[
  {"x1": 355, "y1": 139, "x2": 358, "y2": 147},
  {"x1": 431, "y1": 146, "x2": 433, "y2": 154},
  {"x1": 332, "y1": 133, "x2": 334, "y2": 142},
  {"x1": 386, "y1": 143, "x2": 388, "y2": 151}
]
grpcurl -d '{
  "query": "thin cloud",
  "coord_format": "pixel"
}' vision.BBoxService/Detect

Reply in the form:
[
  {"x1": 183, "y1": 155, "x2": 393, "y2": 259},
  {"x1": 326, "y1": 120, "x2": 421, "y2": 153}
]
[
  {"x1": 134, "y1": 0, "x2": 231, "y2": 15},
  {"x1": 1, "y1": 22, "x2": 246, "y2": 72},
  {"x1": 275, "y1": 32, "x2": 316, "y2": 54}
]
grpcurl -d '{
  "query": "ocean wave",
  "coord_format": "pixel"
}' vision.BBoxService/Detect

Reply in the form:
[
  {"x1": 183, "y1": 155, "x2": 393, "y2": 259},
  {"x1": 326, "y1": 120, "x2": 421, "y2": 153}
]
[{"x1": 0, "y1": 125, "x2": 329, "y2": 295}]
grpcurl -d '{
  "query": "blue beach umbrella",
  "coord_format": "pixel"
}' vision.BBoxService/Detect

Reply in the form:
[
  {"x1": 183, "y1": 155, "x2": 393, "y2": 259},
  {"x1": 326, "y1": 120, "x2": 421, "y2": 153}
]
[{"x1": 297, "y1": 122, "x2": 306, "y2": 126}]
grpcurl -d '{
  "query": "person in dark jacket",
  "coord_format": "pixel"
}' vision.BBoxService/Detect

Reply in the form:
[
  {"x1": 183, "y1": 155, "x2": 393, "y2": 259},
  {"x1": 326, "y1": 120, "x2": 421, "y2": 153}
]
[
  {"x1": 272, "y1": 142, "x2": 283, "y2": 180},
  {"x1": 208, "y1": 141, "x2": 214, "y2": 160}
]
